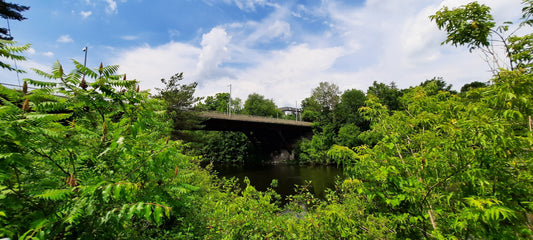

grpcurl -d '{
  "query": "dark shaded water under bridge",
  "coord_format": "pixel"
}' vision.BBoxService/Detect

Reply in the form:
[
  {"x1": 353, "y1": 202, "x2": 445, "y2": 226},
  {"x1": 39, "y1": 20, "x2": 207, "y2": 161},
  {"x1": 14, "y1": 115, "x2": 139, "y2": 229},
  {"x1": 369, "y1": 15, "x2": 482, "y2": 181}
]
[{"x1": 213, "y1": 164, "x2": 344, "y2": 202}]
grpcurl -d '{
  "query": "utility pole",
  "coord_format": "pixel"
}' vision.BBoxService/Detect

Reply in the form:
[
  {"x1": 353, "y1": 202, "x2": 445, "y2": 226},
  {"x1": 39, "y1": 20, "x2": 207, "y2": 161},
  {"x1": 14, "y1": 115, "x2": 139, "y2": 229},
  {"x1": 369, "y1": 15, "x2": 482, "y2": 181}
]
[
  {"x1": 228, "y1": 83, "x2": 232, "y2": 117},
  {"x1": 295, "y1": 101, "x2": 297, "y2": 122}
]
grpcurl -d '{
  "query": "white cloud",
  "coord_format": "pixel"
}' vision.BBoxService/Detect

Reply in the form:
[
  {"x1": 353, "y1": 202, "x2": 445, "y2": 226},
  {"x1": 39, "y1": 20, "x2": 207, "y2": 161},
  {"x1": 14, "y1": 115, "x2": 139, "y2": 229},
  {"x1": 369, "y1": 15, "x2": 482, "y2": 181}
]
[
  {"x1": 244, "y1": 20, "x2": 291, "y2": 45},
  {"x1": 121, "y1": 35, "x2": 138, "y2": 41},
  {"x1": 196, "y1": 27, "x2": 231, "y2": 79},
  {"x1": 227, "y1": 44, "x2": 346, "y2": 105},
  {"x1": 104, "y1": 0, "x2": 117, "y2": 14},
  {"x1": 224, "y1": 5, "x2": 292, "y2": 47},
  {"x1": 168, "y1": 29, "x2": 180, "y2": 39},
  {"x1": 110, "y1": 42, "x2": 201, "y2": 92},
  {"x1": 215, "y1": 0, "x2": 279, "y2": 11},
  {"x1": 43, "y1": 51, "x2": 54, "y2": 57},
  {"x1": 319, "y1": 0, "x2": 526, "y2": 92},
  {"x1": 80, "y1": 10, "x2": 92, "y2": 18},
  {"x1": 108, "y1": 0, "x2": 528, "y2": 107},
  {"x1": 57, "y1": 35, "x2": 74, "y2": 43},
  {"x1": 27, "y1": 48, "x2": 36, "y2": 54}
]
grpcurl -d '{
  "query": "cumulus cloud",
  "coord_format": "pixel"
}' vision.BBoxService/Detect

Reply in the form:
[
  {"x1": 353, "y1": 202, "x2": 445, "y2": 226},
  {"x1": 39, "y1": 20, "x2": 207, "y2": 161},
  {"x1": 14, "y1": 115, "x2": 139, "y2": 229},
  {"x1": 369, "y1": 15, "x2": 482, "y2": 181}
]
[
  {"x1": 228, "y1": 44, "x2": 346, "y2": 105},
  {"x1": 80, "y1": 10, "x2": 92, "y2": 18},
  {"x1": 109, "y1": 0, "x2": 527, "y2": 107},
  {"x1": 111, "y1": 42, "x2": 201, "y2": 92},
  {"x1": 57, "y1": 35, "x2": 73, "y2": 43},
  {"x1": 196, "y1": 27, "x2": 231, "y2": 79},
  {"x1": 318, "y1": 0, "x2": 526, "y2": 91}
]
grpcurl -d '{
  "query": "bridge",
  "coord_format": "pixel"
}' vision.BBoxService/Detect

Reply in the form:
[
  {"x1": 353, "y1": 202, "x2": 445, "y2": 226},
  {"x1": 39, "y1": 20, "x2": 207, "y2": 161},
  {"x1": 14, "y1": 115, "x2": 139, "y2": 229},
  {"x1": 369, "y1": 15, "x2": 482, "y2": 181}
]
[{"x1": 199, "y1": 112, "x2": 313, "y2": 161}]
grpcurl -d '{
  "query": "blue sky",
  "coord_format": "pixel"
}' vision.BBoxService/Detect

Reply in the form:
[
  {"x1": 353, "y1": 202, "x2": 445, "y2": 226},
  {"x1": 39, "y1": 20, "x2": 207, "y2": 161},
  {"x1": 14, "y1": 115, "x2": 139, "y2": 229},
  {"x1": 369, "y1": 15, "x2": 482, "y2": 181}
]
[{"x1": 1, "y1": 0, "x2": 527, "y2": 106}]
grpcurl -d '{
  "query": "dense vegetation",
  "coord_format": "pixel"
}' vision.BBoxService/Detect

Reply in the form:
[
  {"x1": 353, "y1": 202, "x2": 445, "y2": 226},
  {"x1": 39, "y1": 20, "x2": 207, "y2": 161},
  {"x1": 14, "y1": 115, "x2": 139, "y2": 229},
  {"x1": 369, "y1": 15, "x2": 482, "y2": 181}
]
[{"x1": 1, "y1": 1, "x2": 532, "y2": 239}]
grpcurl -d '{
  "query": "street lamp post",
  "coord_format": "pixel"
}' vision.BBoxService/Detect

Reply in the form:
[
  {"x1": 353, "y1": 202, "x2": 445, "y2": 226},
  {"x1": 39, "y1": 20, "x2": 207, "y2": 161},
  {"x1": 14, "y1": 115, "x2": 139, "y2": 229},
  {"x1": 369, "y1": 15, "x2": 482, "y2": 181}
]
[{"x1": 82, "y1": 47, "x2": 88, "y2": 68}]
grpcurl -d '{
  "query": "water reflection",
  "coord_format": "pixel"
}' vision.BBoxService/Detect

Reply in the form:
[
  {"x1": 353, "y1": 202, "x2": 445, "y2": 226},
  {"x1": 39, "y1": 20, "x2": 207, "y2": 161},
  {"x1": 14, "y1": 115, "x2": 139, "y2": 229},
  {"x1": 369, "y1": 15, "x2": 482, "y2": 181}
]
[{"x1": 212, "y1": 164, "x2": 344, "y2": 200}]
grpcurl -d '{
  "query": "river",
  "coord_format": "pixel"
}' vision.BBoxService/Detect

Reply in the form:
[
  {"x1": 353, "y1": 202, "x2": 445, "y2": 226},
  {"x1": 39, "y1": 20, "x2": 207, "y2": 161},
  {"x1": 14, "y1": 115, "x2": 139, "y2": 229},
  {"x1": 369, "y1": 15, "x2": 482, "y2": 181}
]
[{"x1": 212, "y1": 164, "x2": 344, "y2": 201}]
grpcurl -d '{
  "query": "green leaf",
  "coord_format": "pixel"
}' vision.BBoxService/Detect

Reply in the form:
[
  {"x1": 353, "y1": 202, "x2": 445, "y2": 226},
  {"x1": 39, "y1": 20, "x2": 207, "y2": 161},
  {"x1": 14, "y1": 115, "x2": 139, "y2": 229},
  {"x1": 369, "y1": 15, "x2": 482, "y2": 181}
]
[
  {"x1": 154, "y1": 205, "x2": 163, "y2": 226},
  {"x1": 102, "y1": 184, "x2": 113, "y2": 202},
  {"x1": 25, "y1": 113, "x2": 72, "y2": 122},
  {"x1": 35, "y1": 189, "x2": 74, "y2": 201},
  {"x1": 144, "y1": 204, "x2": 152, "y2": 220}
]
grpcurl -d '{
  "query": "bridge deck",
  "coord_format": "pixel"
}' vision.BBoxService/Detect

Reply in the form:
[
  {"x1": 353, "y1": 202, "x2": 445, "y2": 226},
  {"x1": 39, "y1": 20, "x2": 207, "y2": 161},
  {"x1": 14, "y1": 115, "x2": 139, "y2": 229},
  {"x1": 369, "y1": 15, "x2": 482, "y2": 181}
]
[{"x1": 200, "y1": 112, "x2": 312, "y2": 127}]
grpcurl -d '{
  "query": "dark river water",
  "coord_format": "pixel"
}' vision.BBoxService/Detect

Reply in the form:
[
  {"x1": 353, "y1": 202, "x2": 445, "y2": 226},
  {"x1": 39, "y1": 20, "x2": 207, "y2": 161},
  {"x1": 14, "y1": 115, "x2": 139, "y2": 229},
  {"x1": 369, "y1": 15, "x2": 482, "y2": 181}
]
[{"x1": 212, "y1": 164, "x2": 345, "y2": 201}]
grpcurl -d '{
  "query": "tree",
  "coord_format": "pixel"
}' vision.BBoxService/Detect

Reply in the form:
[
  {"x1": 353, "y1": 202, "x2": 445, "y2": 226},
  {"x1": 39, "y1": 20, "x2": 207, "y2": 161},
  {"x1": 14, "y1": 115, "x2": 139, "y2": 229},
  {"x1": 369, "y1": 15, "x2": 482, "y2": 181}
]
[
  {"x1": 0, "y1": 61, "x2": 209, "y2": 238},
  {"x1": 242, "y1": 93, "x2": 280, "y2": 117},
  {"x1": 300, "y1": 96, "x2": 321, "y2": 122},
  {"x1": 155, "y1": 72, "x2": 202, "y2": 139},
  {"x1": 310, "y1": 81, "x2": 340, "y2": 112},
  {"x1": 0, "y1": 2, "x2": 30, "y2": 74},
  {"x1": 460, "y1": 81, "x2": 488, "y2": 93},
  {"x1": 419, "y1": 77, "x2": 457, "y2": 95},
  {"x1": 367, "y1": 81, "x2": 402, "y2": 111},
  {"x1": 197, "y1": 92, "x2": 241, "y2": 114},
  {"x1": 0, "y1": 1, "x2": 29, "y2": 40},
  {"x1": 325, "y1": 2, "x2": 533, "y2": 238},
  {"x1": 430, "y1": 1, "x2": 533, "y2": 72},
  {"x1": 430, "y1": 2, "x2": 494, "y2": 51},
  {"x1": 335, "y1": 123, "x2": 362, "y2": 148},
  {"x1": 334, "y1": 89, "x2": 368, "y2": 130}
]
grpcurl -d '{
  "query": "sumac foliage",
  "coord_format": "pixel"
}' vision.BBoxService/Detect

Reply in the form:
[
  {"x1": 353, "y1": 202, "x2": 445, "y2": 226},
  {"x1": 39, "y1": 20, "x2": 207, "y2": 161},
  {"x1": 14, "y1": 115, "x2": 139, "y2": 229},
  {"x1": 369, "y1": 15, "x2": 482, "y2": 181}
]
[{"x1": 0, "y1": 61, "x2": 208, "y2": 239}]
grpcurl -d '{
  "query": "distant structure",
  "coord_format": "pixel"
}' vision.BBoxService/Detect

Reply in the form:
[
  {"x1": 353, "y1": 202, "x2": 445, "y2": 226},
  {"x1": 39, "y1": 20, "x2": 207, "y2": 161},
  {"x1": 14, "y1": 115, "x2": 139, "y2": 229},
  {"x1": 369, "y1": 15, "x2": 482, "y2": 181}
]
[{"x1": 279, "y1": 107, "x2": 302, "y2": 116}]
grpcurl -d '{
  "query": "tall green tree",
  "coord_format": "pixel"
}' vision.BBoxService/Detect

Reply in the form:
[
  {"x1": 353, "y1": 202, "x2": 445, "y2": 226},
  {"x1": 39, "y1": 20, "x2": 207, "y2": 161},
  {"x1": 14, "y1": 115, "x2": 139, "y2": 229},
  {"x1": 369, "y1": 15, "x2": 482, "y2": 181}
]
[
  {"x1": 367, "y1": 81, "x2": 403, "y2": 111},
  {"x1": 310, "y1": 81, "x2": 340, "y2": 112},
  {"x1": 334, "y1": 89, "x2": 368, "y2": 130},
  {"x1": 242, "y1": 93, "x2": 280, "y2": 117},
  {"x1": 155, "y1": 72, "x2": 202, "y2": 139},
  {"x1": 300, "y1": 96, "x2": 321, "y2": 122}
]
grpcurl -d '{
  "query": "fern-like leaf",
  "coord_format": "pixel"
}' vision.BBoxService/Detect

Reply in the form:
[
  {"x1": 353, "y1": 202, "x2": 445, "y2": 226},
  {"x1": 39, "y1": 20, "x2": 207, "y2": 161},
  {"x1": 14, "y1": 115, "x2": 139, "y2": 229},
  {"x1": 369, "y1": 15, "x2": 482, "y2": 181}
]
[
  {"x1": 72, "y1": 59, "x2": 98, "y2": 79},
  {"x1": 35, "y1": 189, "x2": 74, "y2": 201},
  {"x1": 25, "y1": 113, "x2": 72, "y2": 122},
  {"x1": 24, "y1": 77, "x2": 57, "y2": 87},
  {"x1": 100, "y1": 65, "x2": 120, "y2": 77},
  {"x1": 33, "y1": 101, "x2": 68, "y2": 113},
  {"x1": 107, "y1": 79, "x2": 138, "y2": 88}
]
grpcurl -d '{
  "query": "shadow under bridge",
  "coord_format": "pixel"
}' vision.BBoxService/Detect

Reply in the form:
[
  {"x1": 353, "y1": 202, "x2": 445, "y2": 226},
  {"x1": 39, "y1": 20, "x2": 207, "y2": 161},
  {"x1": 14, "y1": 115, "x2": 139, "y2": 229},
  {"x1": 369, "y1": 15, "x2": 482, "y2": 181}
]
[{"x1": 199, "y1": 112, "x2": 313, "y2": 162}]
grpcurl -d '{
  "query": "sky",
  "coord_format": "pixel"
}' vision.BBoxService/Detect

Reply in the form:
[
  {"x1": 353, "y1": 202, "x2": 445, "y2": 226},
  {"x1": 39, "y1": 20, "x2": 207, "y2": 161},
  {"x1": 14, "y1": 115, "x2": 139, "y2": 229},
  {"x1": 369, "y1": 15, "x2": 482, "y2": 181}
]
[{"x1": 1, "y1": 0, "x2": 528, "y2": 107}]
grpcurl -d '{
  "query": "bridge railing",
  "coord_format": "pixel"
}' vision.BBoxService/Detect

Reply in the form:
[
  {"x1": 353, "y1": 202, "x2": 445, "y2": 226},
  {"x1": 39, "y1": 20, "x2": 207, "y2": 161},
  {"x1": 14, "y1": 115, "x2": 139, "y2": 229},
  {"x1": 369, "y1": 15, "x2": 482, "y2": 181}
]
[{"x1": 199, "y1": 112, "x2": 312, "y2": 127}]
